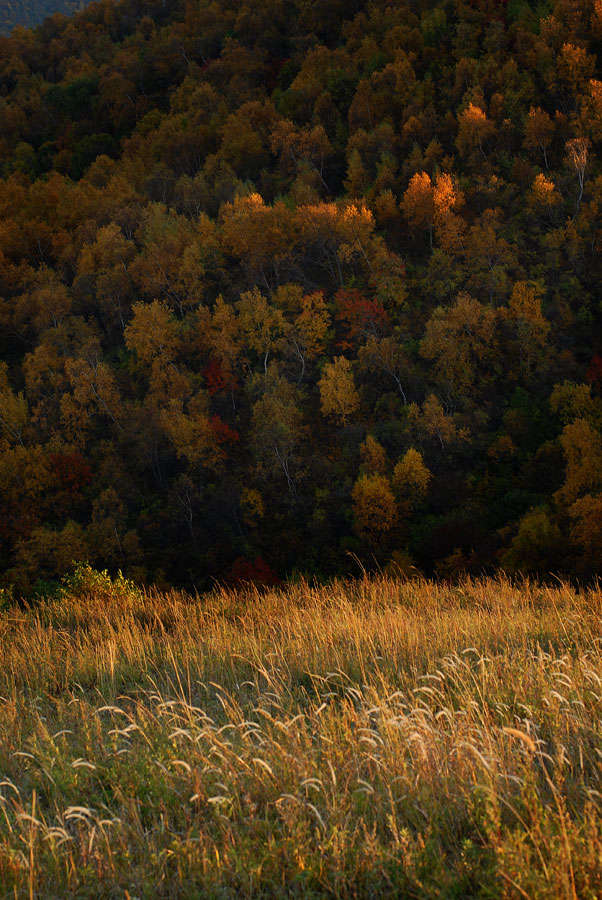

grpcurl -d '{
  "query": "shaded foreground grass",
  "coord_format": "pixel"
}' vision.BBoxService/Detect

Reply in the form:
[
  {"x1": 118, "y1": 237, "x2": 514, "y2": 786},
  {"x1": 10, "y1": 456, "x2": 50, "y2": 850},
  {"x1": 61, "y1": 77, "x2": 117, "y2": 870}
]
[{"x1": 2, "y1": 570, "x2": 602, "y2": 898}]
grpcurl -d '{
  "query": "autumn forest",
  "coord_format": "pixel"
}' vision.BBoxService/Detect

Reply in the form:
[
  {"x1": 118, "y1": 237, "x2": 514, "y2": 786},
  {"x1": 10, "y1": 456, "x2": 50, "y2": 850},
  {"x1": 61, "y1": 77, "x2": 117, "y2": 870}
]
[{"x1": 1, "y1": 0, "x2": 602, "y2": 596}]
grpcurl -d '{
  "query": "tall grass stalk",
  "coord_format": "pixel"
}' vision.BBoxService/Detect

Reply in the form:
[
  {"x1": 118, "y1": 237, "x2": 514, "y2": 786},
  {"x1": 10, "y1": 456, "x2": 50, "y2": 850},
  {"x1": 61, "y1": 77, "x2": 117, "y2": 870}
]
[{"x1": 1, "y1": 569, "x2": 602, "y2": 897}]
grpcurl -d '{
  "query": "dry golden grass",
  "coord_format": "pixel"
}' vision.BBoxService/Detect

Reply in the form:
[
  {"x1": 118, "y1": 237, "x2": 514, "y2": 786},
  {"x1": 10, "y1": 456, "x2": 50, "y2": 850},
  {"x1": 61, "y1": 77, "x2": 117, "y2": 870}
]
[{"x1": 1, "y1": 566, "x2": 602, "y2": 898}]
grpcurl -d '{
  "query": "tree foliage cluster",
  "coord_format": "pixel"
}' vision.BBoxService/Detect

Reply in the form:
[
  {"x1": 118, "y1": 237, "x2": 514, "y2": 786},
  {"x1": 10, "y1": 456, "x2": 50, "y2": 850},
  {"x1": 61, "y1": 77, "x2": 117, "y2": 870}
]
[{"x1": 1, "y1": 0, "x2": 602, "y2": 592}]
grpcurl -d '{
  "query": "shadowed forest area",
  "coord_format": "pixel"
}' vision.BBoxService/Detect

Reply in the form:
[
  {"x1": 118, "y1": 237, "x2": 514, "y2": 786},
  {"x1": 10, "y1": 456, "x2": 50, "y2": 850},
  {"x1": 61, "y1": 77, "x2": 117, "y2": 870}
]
[{"x1": 1, "y1": 0, "x2": 602, "y2": 594}]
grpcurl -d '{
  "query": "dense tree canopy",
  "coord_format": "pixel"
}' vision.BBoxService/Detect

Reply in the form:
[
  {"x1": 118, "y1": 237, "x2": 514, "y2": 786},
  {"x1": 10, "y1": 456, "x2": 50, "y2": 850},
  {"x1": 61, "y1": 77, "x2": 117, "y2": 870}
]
[{"x1": 1, "y1": 0, "x2": 601, "y2": 592}]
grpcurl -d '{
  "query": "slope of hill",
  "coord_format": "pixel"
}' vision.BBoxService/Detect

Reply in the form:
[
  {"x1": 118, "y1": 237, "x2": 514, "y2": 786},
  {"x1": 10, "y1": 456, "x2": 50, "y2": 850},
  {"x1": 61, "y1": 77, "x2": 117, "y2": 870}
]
[
  {"x1": 1, "y1": 571, "x2": 601, "y2": 897},
  {"x1": 0, "y1": 0, "x2": 87, "y2": 34},
  {"x1": 0, "y1": 0, "x2": 601, "y2": 592}
]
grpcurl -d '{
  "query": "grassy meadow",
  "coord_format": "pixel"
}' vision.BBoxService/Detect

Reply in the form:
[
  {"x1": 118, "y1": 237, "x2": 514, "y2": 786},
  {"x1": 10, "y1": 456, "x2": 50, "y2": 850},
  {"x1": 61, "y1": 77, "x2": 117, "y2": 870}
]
[{"x1": 1, "y1": 568, "x2": 602, "y2": 898}]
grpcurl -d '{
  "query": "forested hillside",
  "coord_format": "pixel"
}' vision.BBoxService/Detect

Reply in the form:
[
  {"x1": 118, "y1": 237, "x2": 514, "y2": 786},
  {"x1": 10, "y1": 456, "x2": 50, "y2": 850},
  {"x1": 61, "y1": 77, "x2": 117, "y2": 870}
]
[
  {"x1": 0, "y1": 0, "x2": 88, "y2": 35},
  {"x1": 0, "y1": 0, "x2": 601, "y2": 594}
]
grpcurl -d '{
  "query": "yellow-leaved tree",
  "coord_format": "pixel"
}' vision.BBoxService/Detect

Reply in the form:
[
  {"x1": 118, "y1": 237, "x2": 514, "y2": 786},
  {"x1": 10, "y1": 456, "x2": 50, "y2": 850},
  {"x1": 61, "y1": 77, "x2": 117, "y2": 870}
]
[
  {"x1": 501, "y1": 280, "x2": 549, "y2": 376},
  {"x1": 160, "y1": 392, "x2": 237, "y2": 473},
  {"x1": 250, "y1": 372, "x2": 305, "y2": 496},
  {"x1": 76, "y1": 222, "x2": 134, "y2": 331},
  {"x1": 60, "y1": 357, "x2": 123, "y2": 448},
  {"x1": 352, "y1": 473, "x2": 398, "y2": 547},
  {"x1": 420, "y1": 293, "x2": 496, "y2": 401},
  {"x1": 392, "y1": 448, "x2": 431, "y2": 518},
  {"x1": 124, "y1": 299, "x2": 189, "y2": 403},
  {"x1": 555, "y1": 418, "x2": 602, "y2": 507},
  {"x1": 550, "y1": 389, "x2": 602, "y2": 571},
  {"x1": 568, "y1": 494, "x2": 602, "y2": 571},
  {"x1": 277, "y1": 287, "x2": 330, "y2": 382},
  {"x1": 319, "y1": 356, "x2": 360, "y2": 425},
  {"x1": 523, "y1": 107, "x2": 555, "y2": 169},
  {"x1": 408, "y1": 394, "x2": 470, "y2": 451},
  {"x1": 359, "y1": 434, "x2": 387, "y2": 475},
  {"x1": 236, "y1": 287, "x2": 285, "y2": 375}
]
